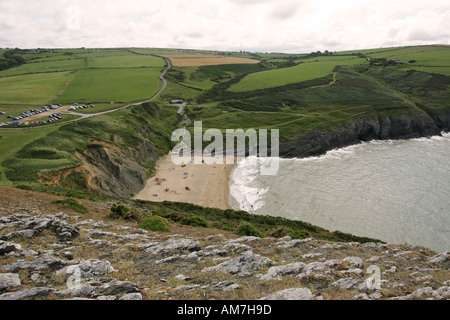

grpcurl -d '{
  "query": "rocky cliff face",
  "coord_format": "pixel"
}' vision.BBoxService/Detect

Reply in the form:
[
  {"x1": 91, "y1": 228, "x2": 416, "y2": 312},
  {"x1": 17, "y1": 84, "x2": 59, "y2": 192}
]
[
  {"x1": 79, "y1": 140, "x2": 157, "y2": 198},
  {"x1": 280, "y1": 113, "x2": 447, "y2": 158},
  {"x1": 0, "y1": 190, "x2": 448, "y2": 300},
  {"x1": 40, "y1": 139, "x2": 160, "y2": 199}
]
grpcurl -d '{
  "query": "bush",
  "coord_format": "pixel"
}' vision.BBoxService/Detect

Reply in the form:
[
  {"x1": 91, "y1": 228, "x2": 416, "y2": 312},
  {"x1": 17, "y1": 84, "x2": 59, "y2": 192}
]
[
  {"x1": 180, "y1": 216, "x2": 211, "y2": 228},
  {"x1": 108, "y1": 204, "x2": 142, "y2": 221},
  {"x1": 15, "y1": 184, "x2": 33, "y2": 191},
  {"x1": 51, "y1": 198, "x2": 88, "y2": 214},
  {"x1": 138, "y1": 216, "x2": 171, "y2": 232},
  {"x1": 238, "y1": 223, "x2": 265, "y2": 238},
  {"x1": 289, "y1": 229, "x2": 310, "y2": 239}
]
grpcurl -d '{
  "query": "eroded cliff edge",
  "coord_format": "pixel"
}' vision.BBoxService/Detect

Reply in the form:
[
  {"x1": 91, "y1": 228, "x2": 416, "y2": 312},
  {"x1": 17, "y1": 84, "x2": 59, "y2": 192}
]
[{"x1": 280, "y1": 113, "x2": 449, "y2": 158}]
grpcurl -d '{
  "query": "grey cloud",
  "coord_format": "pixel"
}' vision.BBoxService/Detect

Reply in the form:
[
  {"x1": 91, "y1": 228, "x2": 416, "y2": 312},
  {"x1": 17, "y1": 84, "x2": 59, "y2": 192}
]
[
  {"x1": 269, "y1": 4, "x2": 299, "y2": 21},
  {"x1": 407, "y1": 29, "x2": 436, "y2": 41}
]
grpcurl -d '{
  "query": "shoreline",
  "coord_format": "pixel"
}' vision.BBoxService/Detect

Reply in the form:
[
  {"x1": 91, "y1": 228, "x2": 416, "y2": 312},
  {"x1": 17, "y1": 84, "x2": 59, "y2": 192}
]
[{"x1": 133, "y1": 154, "x2": 236, "y2": 210}]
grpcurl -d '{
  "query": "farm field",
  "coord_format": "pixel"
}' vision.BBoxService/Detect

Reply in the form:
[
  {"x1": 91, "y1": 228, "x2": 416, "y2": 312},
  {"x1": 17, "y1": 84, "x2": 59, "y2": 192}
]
[
  {"x1": 54, "y1": 68, "x2": 163, "y2": 103},
  {"x1": 87, "y1": 55, "x2": 165, "y2": 69},
  {"x1": 0, "y1": 71, "x2": 74, "y2": 105},
  {"x1": 0, "y1": 49, "x2": 167, "y2": 119},
  {"x1": 228, "y1": 57, "x2": 367, "y2": 92},
  {"x1": 368, "y1": 45, "x2": 450, "y2": 66},
  {"x1": 162, "y1": 54, "x2": 260, "y2": 67},
  {"x1": 0, "y1": 58, "x2": 86, "y2": 77}
]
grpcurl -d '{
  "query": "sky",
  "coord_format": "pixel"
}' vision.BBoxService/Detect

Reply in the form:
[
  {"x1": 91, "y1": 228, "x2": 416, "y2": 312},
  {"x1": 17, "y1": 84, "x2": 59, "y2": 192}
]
[{"x1": 0, "y1": 0, "x2": 449, "y2": 53}]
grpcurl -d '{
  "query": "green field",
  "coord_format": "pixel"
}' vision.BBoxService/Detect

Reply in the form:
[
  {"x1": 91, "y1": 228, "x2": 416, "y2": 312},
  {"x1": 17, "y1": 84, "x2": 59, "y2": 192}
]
[
  {"x1": 228, "y1": 57, "x2": 367, "y2": 92},
  {"x1": 88, "y1": 55, "x2": 165, "y2": 69},
  {"x1": 0, "y1": 49, "x2": 166, "y2": 112},
  {"x1": 55, "y1": 68, "x2": 163, "y2": 103},
  {"x1": 0, "y1": 58, "x2": 86, "y2": 77},
  {"x1": 368, "y1": 45, "x2": 450, "y2": 66},
  {"x1": 0, "y1": 72, "x2": 73, "y2": 105}
]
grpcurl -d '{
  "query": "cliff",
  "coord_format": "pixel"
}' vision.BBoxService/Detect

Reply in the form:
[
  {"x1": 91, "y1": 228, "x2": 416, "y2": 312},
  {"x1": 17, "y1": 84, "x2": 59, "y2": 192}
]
[{"x1": 280, "y1": 113, "x2": 448, "y2": 158}]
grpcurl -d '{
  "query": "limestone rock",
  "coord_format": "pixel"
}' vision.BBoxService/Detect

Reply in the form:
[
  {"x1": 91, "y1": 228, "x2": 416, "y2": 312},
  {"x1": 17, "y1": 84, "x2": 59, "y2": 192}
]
[
  {"x1": 202, "y1": 251, "x2": 272, "y2": 277},
  {"x1": 0, "y1": 241, "x2": 21, "y2": 255},
  {"x1": 56, "y1": 259, "x2": 117, "y2": 277},
  {"x1": 0, "y1": 273, "x2": 21, "y2": 289},
  {"x1": 260, "y1": 262, "x2": 306, "y2": 281},
  {"x1": 95, "y1": 280, "x2": 140, "y2": 296},
  {"x1": 428, "y1": 252, "x2": 448, "y2": 264},
  {"x1": 144, "y1": 238, "x2": 201, "y2": 255},
  {"x1": 0, "y1": 287, "x2": 54, "y2": 300},
  {"x1": 119, "y1": 293, "x2": 143, "y2": 300},
  {"x1": 260, "y1": 288, "x2": 313, "y2": 300}
]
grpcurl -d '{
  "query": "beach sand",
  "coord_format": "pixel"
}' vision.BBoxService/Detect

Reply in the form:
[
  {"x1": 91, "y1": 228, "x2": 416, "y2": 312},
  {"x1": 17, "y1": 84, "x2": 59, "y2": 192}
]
[{"x1": 133, "y1": 154, "x2": 236, "y2": 210}]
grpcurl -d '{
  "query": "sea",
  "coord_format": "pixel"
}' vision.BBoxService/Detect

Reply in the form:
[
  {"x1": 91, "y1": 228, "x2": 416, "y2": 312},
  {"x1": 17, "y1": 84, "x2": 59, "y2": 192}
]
[{"x1": 229, "y1": 132, "x2": 450, "y2": 253}]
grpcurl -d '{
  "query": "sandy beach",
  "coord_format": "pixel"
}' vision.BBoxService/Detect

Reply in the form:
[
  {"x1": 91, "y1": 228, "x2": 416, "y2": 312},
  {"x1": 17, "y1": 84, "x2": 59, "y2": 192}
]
[{"x1": 133, "y1": 154, "x2": 236, "y2": 210}]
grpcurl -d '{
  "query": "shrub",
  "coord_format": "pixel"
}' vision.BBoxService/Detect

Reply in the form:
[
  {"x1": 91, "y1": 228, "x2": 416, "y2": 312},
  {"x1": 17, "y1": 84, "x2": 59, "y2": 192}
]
[
  {"x1": 138, "y1": 216, "x2": 171, "y2": 232},
  {"x1": 51, "y1": 198, "x2": 88, "y2": 214},
  {"x1": 267, "y1": 226, "x2": 289, "y2": 238},
  {"x1": 108, "y1": 204, "x2": 142, "y2": 221},
  {"x1": 289, "y1": 229, "x2": 310, "y2": 239},
  {"x1": 180, "y1": 216, "x2": 211, "y2": 228},
  {"x1": 15, "y1": 184, "x2": 33, "y2": 191},
  {"x1": 238, "y1": 223, "x2": 265, "y2": 238}
]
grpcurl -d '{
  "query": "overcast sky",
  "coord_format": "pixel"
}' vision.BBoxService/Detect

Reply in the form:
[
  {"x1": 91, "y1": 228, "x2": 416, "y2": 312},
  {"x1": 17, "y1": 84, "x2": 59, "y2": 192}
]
[{"x1": 1, "y1": 0, "x2": 449, "y2": 53}]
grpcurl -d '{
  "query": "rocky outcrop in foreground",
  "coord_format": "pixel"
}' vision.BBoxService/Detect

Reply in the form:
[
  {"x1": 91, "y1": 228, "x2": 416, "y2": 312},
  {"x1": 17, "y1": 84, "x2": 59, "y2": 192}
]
[{"x1": 0, "y1": 211, "x2": 448, "y2": 300}]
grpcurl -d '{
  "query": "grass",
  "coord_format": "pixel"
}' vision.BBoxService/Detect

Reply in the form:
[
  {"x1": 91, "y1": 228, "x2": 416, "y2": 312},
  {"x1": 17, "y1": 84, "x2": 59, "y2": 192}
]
[
  {"x1": 2, "y1": 102, "x2": 181, "y2": 191},
  {"x1": 368, "y1": 45, "x2": 450, "y2": 66},
  {"x1": 0, "y1": 49, "x2": 167, "y2": 120},
  {"x1": 0, "y1": 72, "x2": 74, "y2": 105},
  {"x1": 88, "y1": 55, "x2": 165, "y2": 69},
  {"x1": 54, "y1": 68, "x2": 163, "y2": 103},
  {"x1": 189, "y1": 67, "x2": 428, "y2": 143},
  {"x1": 0, "y1": 125, "x2": 62, "y2": 185},
  {"x1": 229, "y1": 57, "x2": 367, "y2": 92},
  {"x1": 133, "y1": 199, "x2": 383, "y2": 243},
  {"x1": 51, "y1": 198, "x2": 88, "y2": 213},
  {"x1": 0, "y1": 59, "x2": 86, "y2": 77},
  {"x1": 168, "y1": 63, "x2": 265, "y2": 91}
]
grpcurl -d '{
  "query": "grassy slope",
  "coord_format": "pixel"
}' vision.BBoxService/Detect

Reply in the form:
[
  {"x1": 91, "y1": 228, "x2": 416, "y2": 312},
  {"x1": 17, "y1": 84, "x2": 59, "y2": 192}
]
[
  {"x1": 0, "y1": 125, "x2": 62, "y2": 185},
  {"x1": 1, "y1": 102, "x2": 180, "y2": 188},
  {"x1": 182, "y1": 46, "x2": 450, "y2": 145},
  {"x1": 228, "y1": 57, "x2": 367, "y2": 92}
]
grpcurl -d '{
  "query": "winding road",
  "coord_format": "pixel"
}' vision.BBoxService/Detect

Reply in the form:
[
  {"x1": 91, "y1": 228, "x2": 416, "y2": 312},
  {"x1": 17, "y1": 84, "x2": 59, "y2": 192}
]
[{"x1": 1, "y1": 58, "x2": 172, "y2": 130}]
